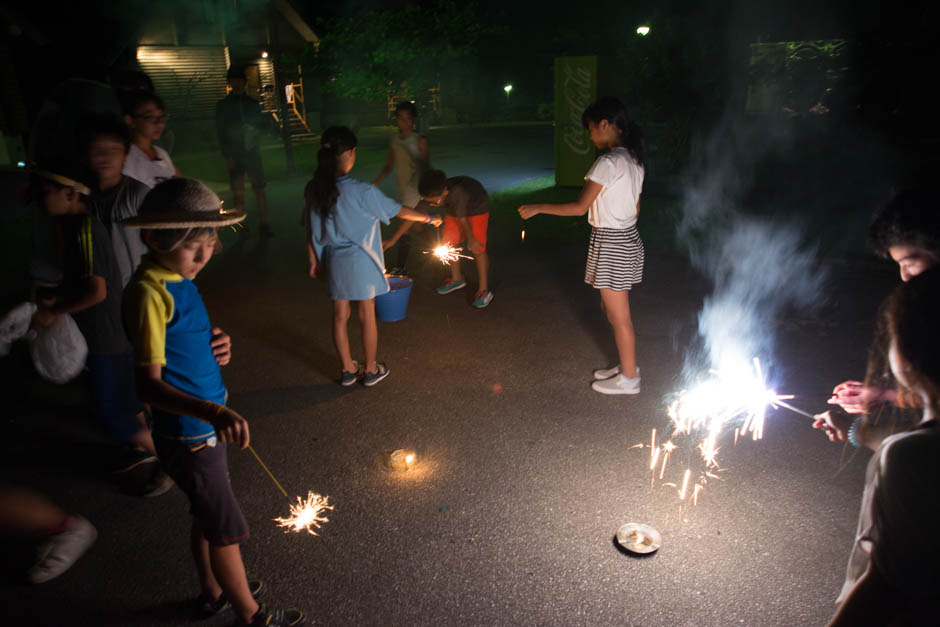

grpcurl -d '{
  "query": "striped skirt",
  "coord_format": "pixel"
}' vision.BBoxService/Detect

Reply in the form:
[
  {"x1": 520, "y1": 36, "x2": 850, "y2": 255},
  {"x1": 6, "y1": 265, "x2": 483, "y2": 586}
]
[{"x1": 584, "y1": 226, "x2": 644, "y2": 291}]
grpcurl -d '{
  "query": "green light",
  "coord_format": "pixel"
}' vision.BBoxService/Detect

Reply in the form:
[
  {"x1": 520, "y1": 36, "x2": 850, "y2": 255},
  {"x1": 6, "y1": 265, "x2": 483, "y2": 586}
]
[
  {"x1": 636, "y1": 25, "x2": 650, "y2": 36},
  {"x1": 504, "y1": 84, "x2": 513, "y2": 94}
]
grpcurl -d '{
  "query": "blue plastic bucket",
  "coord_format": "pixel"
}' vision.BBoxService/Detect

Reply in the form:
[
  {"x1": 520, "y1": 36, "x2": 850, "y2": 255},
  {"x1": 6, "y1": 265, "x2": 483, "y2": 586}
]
[{"x1": 375, "y1": 276, "x2": 413, "y2": 322}]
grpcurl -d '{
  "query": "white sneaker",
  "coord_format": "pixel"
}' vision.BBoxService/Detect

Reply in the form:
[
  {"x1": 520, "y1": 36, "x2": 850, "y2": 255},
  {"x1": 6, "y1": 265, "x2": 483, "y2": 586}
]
[
  {"x1": 27, "y1": 515, "x2": 97, "y2": 584},
  {"x1": 593, "y1": 365, "x2": 620, "y2": 380},
  {"x1": 591, "y1": 370, "x2": 641, "y2": 395}
]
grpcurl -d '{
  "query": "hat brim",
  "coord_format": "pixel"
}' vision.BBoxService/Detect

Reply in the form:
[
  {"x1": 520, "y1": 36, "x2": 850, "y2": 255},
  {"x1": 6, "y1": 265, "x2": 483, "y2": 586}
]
[{"x1": 121, "y1": 210, "x2": 246, "y2": 229}]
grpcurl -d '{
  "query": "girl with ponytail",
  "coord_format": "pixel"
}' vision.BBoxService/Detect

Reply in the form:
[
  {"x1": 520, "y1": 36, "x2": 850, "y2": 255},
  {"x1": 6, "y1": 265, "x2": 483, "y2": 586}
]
[
  {"x1": 519, "y1": 97, "x2": 646, "y2": 395},
  {"x1": 304, "y1": 126, "x2": 442, "y2": 387}
]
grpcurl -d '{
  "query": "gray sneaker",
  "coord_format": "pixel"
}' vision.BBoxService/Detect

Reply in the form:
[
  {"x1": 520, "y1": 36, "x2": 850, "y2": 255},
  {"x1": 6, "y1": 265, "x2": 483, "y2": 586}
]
[
  {"x1": 340, "y1": 361, "x2": 360, "y2": 387},
  {"x1": 362, "y1": 363, "x2": 390, "y2": 387},
  {"x1": 27, "y1": 516, "x2": 97, "y2": 584},
  {"x1": 591, "y1": 370, "x2": 641, "y2": 395},
  {"x1": 593, "y1": 365, "x2": 620, "y2": 380}
]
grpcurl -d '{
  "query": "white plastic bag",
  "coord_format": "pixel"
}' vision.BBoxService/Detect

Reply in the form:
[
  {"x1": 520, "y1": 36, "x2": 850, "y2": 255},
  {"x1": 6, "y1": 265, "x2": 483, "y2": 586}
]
[
  {"x1": 0, "y1": 302, "x2": 38, "y2": 357},
  {"x1": 30, "y1": 313, "x2": 88, "y2": 384}
]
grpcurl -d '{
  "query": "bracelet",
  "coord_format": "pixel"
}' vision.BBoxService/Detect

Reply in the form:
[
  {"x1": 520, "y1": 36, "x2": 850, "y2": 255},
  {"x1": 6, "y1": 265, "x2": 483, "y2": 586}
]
[
  {"x1": 896, "y1": 388, "x2": 910, "y2": 408},
  {"x1": 847, "y1": 416, "x2": 862, "y2": 448},
  {"x1": 423, "y1": 214, "x2": 431, "y2": 223}
]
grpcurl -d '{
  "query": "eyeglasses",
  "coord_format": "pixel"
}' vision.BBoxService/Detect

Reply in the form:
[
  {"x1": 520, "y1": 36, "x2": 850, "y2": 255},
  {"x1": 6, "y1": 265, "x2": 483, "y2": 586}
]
[{"x1": 136, "y1": 114, "x2": 169, "y2": 123}]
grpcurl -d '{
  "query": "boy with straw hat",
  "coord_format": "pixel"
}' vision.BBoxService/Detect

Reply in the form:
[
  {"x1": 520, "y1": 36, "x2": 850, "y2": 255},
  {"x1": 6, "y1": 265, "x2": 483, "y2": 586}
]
[{"x1": 122, "y1": 178, "x2": 304, "y2": 626}]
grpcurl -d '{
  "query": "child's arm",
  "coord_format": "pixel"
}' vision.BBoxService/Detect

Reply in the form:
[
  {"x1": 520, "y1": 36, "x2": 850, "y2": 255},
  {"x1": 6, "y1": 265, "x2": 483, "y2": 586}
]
[
  {"x1": 383, "y1": 220, "x2": 415, "y2": 250},
  {"x1": 397, "y1": 206, "x2": 442, "y2": 227},
  {"x1": 518, "y1": 181, "x2": 603, "y2": 219},
  {"x1": 210, "y1": 328, "x2": 232, "y2": 366},
  {"x1": 135, "y1": 364, "x2": 250, "y2": 448},
  {"x1": 372, "y1": 146, "x2": 395, "y2": 186},
  {"x1": 418, "y1": 135, "x2": 430, "y2": 169},
  {"x1": 458, "y1": 217, "x2": 483, "y2": 253},
  {"x1": 31, "y1": 276, "x2": 106, "y2": 329},
  {"x1": 307, "y1": 240, "x2": 320, "y2": 278}
]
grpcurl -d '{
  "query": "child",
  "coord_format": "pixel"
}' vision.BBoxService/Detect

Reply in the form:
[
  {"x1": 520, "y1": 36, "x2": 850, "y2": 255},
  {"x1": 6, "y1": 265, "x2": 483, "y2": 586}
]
[
  {"x1": 374, "y1": 101, "x2": 430, "y2": 275},
  {"x1": 81, "y1": 112, "x2": 149, "y2": 286},
  {"x1": 827, "y1": 268, "x2": 940, "y2": 626},
  {"x1": 827, "y1": 188, "x2": 940, "y2": 416},
  {"x1": 28, "y1": 164, "x2": 169, "y2": 496},
  {"x1": 306, "y1": 127, "x2": 441, "y2": 386},
  {"x1": 519, "y1": 96, "x2": 645, "y2": 395},
  {"x1": 0, "y1": 487, "x2": 96, "y2": 584},
  {"x1": 120, "y1": 90, "x2": 180, "y2": 188},
  {"x1": 122, "y1": 178, "x2": 304, "y2": 626},
  {"x1": 419, "y1": 169, "x2": 494, "y2": 308},
  {"x1": 216, "y1": 65, "x2": 271, "y2": 236}
]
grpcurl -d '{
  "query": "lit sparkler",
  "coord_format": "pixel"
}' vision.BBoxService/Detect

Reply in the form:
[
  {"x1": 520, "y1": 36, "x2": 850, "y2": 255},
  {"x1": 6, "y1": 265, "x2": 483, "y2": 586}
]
[
  {"x1": 638, "y1": 357, "x2": 812, "y2": 507},
  {"x1": 247, "y1": 445, "x2": 333, "y2": 535},
  {"x1": 274, "y1": 491, "x2": 334, "y2": 535},
  {"x1": 425, "y1": 244, "x2": 473, "y2": 265}
]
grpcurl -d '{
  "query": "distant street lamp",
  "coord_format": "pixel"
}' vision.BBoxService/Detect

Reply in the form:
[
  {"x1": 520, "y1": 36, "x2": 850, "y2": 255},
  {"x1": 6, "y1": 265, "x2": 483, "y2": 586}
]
[
  {"x1": 504, "y1": 84, "x2": 513, "y2": 100},
  {"x1": 636, "y1": 25, "x2": 650, "y2": 36}
]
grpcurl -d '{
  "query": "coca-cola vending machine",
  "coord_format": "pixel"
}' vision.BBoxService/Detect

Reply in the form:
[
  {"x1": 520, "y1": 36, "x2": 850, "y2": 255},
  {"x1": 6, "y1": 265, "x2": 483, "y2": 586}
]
[{"x1": 554, "y1": 56, "x2": 599, "y2": 187}]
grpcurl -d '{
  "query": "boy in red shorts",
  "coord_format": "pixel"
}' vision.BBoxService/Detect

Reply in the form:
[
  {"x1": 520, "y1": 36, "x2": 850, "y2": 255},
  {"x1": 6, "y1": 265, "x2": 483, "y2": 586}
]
[{"x1": 419, "y1": 170, "x2": 493, "y2": 308}]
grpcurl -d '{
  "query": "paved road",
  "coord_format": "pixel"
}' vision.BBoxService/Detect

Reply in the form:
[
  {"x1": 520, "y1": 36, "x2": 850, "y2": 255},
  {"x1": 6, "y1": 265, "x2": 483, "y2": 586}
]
[{"x1": 0, "y1": 123, "x2": 899, "y2": 625}]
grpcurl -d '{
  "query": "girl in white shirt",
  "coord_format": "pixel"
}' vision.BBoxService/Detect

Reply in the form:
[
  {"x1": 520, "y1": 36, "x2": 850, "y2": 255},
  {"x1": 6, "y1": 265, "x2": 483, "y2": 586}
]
[{"x1": 519, "y1": 97, "x2": 645, "y2": 395}]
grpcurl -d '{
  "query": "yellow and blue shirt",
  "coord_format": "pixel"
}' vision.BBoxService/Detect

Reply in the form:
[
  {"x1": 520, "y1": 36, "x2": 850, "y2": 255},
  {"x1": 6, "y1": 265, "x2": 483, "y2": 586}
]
[{"x1": 123, "y1": 256, "x2": 225, "y2": 441}]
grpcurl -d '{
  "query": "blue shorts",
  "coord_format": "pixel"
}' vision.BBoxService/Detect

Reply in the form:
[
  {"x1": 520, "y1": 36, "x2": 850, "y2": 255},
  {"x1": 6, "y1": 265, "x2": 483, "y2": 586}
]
[{"x1": 87, "y1": 348, "x2": 145, "y2": 443}]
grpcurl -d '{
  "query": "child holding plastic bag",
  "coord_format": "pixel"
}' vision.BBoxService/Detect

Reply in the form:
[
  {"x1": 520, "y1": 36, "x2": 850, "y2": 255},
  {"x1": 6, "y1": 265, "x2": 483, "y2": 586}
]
[{"x1": 27, "y1": 163, "x2": 170, "y2": 496}]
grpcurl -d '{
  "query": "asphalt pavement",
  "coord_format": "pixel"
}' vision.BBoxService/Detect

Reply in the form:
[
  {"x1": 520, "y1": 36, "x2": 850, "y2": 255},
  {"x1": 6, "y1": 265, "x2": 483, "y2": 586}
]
[{"x1": 0, "y1": 123, "x2": 899, "y2": 625}]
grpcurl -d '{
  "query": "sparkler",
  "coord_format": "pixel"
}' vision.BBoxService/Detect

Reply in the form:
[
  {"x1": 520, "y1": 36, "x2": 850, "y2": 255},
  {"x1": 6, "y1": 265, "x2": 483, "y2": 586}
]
[
  {"x1": 274, "y1": 491, "x2": 333, "y2": 535},
  {"x1": 247, "y1": 445, "x2": 333, "y2": 535},
  {"x1": 425, "y1": 244, "x2": 473, "y2": 265},
  {"x1": 639, "y1": 357, "x2": 813, "y2": 507}
]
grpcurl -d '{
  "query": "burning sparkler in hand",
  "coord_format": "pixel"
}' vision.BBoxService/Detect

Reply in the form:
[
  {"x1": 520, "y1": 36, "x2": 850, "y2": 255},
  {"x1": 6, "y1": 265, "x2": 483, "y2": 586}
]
[
  {"x1": 642, "y1": 357, "x2": 812, "y2": 506},
  {"x1": 274, "y1": 491, "x2": 334, "y2": 535},
  {"x1": 425, "y1": 244, "x2": 473, "y2": 265}
]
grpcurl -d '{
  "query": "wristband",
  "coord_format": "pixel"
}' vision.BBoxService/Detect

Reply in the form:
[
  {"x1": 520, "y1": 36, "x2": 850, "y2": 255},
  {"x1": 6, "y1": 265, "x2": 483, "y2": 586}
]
[
  {"x1": 896, "y1": 388, "x2": 910, "y2": 408},
  {"x1": 847, "y1": 416, "x2": 862, "y2": 448}
]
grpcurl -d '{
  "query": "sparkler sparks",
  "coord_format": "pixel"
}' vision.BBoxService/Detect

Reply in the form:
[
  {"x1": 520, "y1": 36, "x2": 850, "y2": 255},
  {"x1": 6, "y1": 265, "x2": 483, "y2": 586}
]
[
  {"x1": 425, "y1": 244, "x2": 473, "y2": 265},
  {"x1": 638, "y1": 357, "x2": 812, "y2": 507},
  {"x1": 274, "y1": 491, "x2": 334, "y2": 535}
]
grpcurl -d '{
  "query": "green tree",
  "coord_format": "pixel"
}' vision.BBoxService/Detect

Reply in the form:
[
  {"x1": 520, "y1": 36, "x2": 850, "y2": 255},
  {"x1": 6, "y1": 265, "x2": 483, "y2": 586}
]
[{"x1": 307, "y1": 1, "x2": 486, "y2": 102}]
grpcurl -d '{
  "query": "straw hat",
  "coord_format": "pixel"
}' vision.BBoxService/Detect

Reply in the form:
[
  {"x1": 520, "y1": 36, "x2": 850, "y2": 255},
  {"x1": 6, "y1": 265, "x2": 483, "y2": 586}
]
[{"x1": 122, "y1": 178, "x2": 245, "y2": 228}]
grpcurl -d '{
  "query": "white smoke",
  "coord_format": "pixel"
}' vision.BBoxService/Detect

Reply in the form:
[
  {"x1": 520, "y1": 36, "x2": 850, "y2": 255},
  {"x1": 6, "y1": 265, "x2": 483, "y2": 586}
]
[{"x1": 677, "y1": 116, "x2": 828, "y2": 378}]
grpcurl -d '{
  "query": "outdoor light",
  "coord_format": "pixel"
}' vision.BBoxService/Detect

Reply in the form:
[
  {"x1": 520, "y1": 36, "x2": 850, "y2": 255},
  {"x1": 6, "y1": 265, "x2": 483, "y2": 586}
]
[
  {"x1": 504, "y1": 84, "x2": 513, "y2": 95},
  {"x1": 636, "y1": 25, "x2": 650, "y2": 36},
  {"x1": 17, "y1": 161, "x2": 26, "y2": 168},
  {"x1": 389, "y1": 449, "x2": 416, "y2": 471},
  {"x1": 261, "y1": 50, "x2": 269, "y2": 58}
]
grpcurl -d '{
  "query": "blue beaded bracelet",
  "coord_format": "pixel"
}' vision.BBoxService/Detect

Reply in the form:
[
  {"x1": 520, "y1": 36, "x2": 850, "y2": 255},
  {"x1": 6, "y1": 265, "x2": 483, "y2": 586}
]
[{"x1": 847, "y1": 417, "x2": 862, "y2": 448}]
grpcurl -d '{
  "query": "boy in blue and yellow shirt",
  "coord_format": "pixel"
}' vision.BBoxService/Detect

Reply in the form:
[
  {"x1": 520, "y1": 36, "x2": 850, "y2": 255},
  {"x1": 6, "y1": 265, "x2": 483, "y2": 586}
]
[{"x1": 122, "y1": 178, "x2": 304, "y2": 627}]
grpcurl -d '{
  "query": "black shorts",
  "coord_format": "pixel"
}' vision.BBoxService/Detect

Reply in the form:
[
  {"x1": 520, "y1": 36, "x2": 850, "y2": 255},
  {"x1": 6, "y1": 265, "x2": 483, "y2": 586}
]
[
  {"x1": 228, "y1": 150, "x2": 266, "y2": 189},
  {"x1": 155, "y1": 437, "x2": 250, "y2": 546}
]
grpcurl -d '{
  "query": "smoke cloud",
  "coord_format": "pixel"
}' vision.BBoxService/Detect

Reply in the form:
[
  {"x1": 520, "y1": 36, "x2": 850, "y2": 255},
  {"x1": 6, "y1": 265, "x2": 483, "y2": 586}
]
[{"x1": 677, "y1": 115, "x2": 828, "y2": 379}]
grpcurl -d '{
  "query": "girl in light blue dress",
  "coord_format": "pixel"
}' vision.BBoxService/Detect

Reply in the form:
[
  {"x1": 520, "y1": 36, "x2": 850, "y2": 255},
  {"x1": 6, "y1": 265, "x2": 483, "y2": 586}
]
[{"x1": 305, "y1": 126, "x2": 441, "y2": 387}]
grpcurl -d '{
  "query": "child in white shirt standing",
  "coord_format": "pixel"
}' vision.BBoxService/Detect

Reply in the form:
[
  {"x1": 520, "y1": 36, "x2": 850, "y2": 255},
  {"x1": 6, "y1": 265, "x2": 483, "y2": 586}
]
[
  {"x1": 519, "y1": 96, "x2": 645, "y2": 395},
  {"x1": 121, "y1": 90, "x2": 180, "y2": 188}
]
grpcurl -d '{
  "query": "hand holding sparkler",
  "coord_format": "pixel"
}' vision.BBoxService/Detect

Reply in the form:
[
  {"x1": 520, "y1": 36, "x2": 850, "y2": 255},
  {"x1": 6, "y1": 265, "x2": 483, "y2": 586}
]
[
  {"x1": 811, "y1": 409, "x2": 854, "y2": 443},
  {"x1": 518, "y1": 204, "x2": 539, "y2": 220},
  {"x1": 202, "y1": 401, "x2": 250, "y2": 449},
  {"x1": 828, "y1": 380, "x2": 892, "y2": 414}
]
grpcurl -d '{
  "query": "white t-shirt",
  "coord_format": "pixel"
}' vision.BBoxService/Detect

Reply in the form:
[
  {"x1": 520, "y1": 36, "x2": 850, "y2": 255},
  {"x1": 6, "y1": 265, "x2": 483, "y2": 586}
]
[
  {"x1": 584, "y1": 147, "x2": 644, "y2": 229},
  {"x1": 122, "y1": 144, "x2": 176, "y2": 189},
  {"x1": 838, "y1": 422, "x2": 940, "y2": 620}
]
